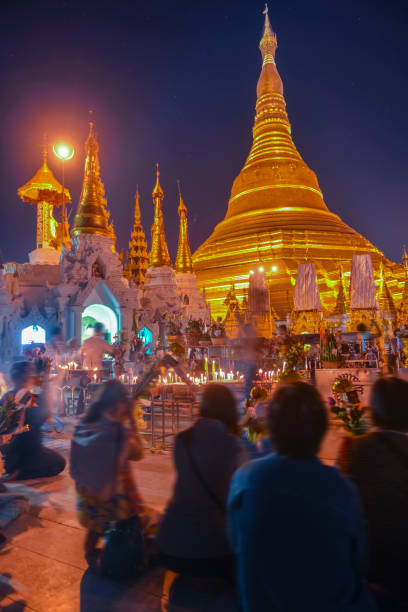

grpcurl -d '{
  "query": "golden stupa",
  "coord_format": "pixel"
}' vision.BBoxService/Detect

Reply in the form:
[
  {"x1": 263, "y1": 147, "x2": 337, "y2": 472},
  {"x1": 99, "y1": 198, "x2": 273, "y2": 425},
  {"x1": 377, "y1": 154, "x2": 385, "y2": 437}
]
[
  {"x1": 72, "y1": 122, "x2": 115, "y2": 241},
  {"x1": 193, "y1": 8, "x2": 404, "y2": 318}
]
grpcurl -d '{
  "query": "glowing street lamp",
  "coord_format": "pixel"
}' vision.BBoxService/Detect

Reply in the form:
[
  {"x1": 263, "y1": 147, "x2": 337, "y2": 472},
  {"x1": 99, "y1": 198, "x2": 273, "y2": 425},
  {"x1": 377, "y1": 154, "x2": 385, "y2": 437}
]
[
  {"x1": 53, "y1": 142, "x2": 74, "y2": 248},
  {"x1": 53, "y1": 142, "x2": 74, "y2": 161}
]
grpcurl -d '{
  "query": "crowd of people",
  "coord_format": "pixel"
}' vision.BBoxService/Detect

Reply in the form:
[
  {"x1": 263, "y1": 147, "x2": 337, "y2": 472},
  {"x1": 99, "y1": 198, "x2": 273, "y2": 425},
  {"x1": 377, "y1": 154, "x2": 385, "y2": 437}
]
[{"x1": 0, "y1": 325, "x2": 408, "y2": 611}]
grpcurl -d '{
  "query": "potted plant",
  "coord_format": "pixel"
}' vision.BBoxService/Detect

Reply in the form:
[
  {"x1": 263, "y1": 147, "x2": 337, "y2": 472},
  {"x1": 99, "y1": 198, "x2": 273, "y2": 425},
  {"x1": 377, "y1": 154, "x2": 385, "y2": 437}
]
[
  {"x1": 211, "y1": 318, "x2": 226, "y2": 346},
  {"x1": 329, "y1": 379, "x2": 368, "y2": 436},
  {"x1": 320, "y1": 329, "x2": 339, "y2": 369}
]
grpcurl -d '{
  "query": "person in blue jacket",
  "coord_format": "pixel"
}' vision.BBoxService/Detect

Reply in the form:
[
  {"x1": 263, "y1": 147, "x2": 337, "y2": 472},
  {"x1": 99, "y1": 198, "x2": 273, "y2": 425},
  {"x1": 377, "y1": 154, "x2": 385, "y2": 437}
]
[{"x1": 228, "y1": 382, "x2": 377, "y2": 612}]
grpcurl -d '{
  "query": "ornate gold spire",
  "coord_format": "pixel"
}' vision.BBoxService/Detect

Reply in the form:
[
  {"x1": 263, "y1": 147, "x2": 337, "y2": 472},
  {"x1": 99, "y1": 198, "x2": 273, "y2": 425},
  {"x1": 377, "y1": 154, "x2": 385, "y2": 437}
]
[
  {"x1": 193, "y1": 8, "x2": 384, "y2": 319},
  {"x1": 18, "y1": 139, "x2": 70, "y2": 251},
  {"x1": 124, "y1": 187, "x2": 149, "y2": 285},
  {"x1": 175, "y1": 181, "x2": 193, "y2": 273},
  {"x1": 149, "y1": 164, "x2": 172, "y2": 267},
  {"x1": 332, "y1": 266, "x2": 348, "y2": 315},
  {"x1": 72, "y1": 122, "x2": 115, "y2": 240},
  {"x1": 378, "y1": 260, "x2": 396, "y2": 316},
  {"x1": 398, "y1": 246, "x2": 408, "y2": 324}
]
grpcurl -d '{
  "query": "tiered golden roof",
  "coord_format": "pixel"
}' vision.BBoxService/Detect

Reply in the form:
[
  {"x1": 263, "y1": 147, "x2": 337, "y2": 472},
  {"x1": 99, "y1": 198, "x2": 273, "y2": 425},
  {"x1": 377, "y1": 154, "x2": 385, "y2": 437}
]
[
  {"x1": 175, "y1": 181, "x2": 193, "y2": 273},
  {"x1": 124, "y1": 187, "x2": 149, "y2": 285},
  {"x1": 72, "y1": 122, "x2": 115, "y2": 240},
  {"x1": 18, "y1": 145, "x2": 70, "y2": 250},
  {"x1": 150, "y1": 165, "x2": 172, "y2": 267},
  {"x1": 193, "y1": 7, "x2": 404, "y2": 318}
]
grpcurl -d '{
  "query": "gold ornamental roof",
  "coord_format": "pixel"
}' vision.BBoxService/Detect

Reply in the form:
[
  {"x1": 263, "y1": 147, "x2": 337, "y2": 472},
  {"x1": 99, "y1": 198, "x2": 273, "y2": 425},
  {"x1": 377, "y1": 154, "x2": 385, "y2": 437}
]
[
  {"x1": 72, "y1": 122, "x2": 115, "y2": 240},
  {"x1": 192, "y1": 8, "x2": 405, "y2": 318},
  {"x1": 175, "y1": 181, "x2": 193, "y2": 273},
  {"x1": 18, "y1": 150, "x2": 70, "y2": 205}
]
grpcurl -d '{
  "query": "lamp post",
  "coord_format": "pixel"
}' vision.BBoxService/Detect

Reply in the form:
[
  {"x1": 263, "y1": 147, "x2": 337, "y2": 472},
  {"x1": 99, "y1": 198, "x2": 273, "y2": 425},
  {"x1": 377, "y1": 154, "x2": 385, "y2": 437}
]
[{"x1": 52, "y1": 142, "x2": 74, "y2": 248}]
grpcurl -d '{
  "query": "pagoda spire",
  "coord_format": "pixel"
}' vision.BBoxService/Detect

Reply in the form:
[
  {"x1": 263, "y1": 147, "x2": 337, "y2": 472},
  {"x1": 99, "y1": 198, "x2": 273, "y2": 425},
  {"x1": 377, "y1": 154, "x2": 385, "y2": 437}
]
[
  {"x1": 72, "y1": 121, "x2": 115, "y2": 241},
  {"x1": 124, "y1": 187, "x2": 149, "y2": 285},
  {"x1": 398, "y1": 246, "x2": 408, "y2": 324},
  {"x1": 378, "y1": 260, "x2": 396, "y2": 317},
  {"x1": 175, "y1": 181, "x2": 193, "y2": 273},
  {"x1": 149, "y1": 164, "x2": 172, "y2": 267},
  {"x1": 332, "y1": 266, "x2": 348, "y2": 315}
]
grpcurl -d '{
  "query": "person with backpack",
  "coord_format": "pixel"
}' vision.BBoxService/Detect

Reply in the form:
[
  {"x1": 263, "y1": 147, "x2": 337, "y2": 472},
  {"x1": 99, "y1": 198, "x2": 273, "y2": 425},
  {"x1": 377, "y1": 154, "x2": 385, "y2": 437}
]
[
  {"x1": 70, "y1": 380, "x2": 154, "y2": 572},
  {"x1": 157, "y1": 383, "x2": 246, "y2": 583}
]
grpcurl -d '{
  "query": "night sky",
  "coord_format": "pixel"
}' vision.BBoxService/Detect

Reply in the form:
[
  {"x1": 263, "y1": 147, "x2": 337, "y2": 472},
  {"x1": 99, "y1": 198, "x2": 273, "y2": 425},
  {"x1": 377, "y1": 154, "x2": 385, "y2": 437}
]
[{"x1": 1, "y1": 0, "x2": 407, "y2": 265}]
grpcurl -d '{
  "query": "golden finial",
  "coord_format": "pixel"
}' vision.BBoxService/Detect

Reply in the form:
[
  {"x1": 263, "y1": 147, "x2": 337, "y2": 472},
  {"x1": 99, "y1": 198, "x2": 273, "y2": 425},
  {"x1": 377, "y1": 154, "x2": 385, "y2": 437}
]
[
  {"x1": 41, "y1": 133, "x2": 48, "y2": 165},
  {"x1": 152, "y1": 162, "x2": 164, "y2": 200},
  {"x1": 150, "y1": 165, "x2": 171, "y2": 267},
  {"x1": 134, "y1": 186, "x2": 141, "y2": 224},
  {"x1": 175, "y1": 181, "x2": 193, "y2": 273},
  {"x1": 260, "y1": 3, "x2": 277, "y2": 65}
]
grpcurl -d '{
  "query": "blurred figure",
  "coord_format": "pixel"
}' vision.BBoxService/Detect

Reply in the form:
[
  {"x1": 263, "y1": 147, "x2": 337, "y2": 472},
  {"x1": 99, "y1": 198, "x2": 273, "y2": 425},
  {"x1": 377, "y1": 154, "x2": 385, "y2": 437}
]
[
  {"x1": 338, "y1": 377, "x2": 408, "y2": 611},
  {"x1": 158, "y1": 384, "x2": 245, "y2": 583},
  {"x1": 45, "y1": 326, "x2": 67, "y2": 369},
  {"x1": 80, "y1": 322, "x2": 115, "y2": 370},
  {"x1": 70, "y1": 380, "x2": 154, "y2": 565},
  {"x1": 0, "y1": 362, "x2": 66, "y2": 481},
  {"x1": 228, "y1": 382, "x2": 377, "y2": 612}
]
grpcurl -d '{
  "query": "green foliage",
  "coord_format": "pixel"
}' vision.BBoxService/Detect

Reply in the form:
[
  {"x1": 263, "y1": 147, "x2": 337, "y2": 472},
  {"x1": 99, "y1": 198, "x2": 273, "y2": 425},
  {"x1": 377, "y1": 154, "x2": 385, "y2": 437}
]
[{"x1": 330, "y1": 401, "x2": 368, "y2": 436}]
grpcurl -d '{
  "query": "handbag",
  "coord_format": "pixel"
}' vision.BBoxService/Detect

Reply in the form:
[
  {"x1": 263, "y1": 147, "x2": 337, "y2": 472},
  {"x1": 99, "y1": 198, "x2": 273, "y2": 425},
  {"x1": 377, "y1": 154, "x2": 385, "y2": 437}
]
[
  {"x1": 100, "y1": 514, "x2": 144, "y2": 579},
  {"x1": 179, "y1": 426, "x2": 226, "y2": 515}
]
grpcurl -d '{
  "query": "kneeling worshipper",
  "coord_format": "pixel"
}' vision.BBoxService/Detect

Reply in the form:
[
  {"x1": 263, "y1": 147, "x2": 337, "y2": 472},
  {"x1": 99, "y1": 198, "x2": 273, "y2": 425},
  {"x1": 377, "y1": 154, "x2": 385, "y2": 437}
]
[{"x1": 0, "y1": 361, "x2": 66, "y2": 481}]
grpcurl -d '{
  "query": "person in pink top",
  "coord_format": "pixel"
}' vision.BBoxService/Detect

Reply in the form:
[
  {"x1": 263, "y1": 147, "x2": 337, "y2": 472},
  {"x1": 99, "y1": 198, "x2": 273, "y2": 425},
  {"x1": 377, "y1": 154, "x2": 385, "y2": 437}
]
[{"x1": 80, "y1": 323, "x2": 115, "y2": 370}]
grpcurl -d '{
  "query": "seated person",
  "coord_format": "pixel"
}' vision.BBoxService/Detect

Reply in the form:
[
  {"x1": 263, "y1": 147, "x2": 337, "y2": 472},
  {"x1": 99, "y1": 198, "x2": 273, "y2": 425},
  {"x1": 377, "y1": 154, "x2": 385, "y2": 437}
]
[
  {"x1": 0, "y1": 362, "x2": 66, "y2": 481},
  {"x1": 228, "y1": 382, "x2": 377, "y2": 612}
]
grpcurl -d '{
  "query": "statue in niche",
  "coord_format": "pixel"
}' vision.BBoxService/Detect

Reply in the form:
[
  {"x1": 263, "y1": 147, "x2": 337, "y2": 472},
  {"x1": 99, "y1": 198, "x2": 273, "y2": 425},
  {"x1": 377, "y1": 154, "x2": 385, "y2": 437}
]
[{"x1": 92, "y1": 260, "x2": 104, "y2": 279}]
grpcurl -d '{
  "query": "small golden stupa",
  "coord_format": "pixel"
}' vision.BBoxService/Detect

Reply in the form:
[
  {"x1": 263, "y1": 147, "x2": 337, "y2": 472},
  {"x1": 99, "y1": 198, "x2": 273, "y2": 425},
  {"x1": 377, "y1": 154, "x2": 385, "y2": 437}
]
[
  {"x1": 124, "y1": 187, "x2": 149, "y2": 285},
  {"x1": 193, "y1": 7, "x2": 404, "y2": 318},
  {"x1": 72, "y1": 122, "x2": 115, "y2": 240},
  {"x1": 175, "y1": 181, "x2": 193, "y2": 274}
]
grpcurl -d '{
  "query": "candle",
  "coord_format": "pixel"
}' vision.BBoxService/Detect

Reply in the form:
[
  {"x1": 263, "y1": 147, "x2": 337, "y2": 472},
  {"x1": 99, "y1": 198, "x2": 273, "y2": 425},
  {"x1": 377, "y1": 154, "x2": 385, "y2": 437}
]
[
  {"x1": 204, "y1": 357, "x2": 208, "y2": 376},
  {"x1": 212, "y1": 360, "x2": 216, "y2": 379},
  {"x1": 93, "y1": 374, "x2": 97, "y2": 383}
]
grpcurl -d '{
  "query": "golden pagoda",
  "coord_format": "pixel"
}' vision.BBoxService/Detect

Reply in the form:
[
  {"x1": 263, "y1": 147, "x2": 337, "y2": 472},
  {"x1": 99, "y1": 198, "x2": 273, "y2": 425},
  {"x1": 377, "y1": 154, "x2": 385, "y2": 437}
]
[
  {"x1": 72, "y1": 122, "x2": 115, "y2": 240},
  {"x1": 193, "y1": 7, "x2": 404, "y2": 318},
  {"x1": 175, "y1": 181, "x2": 193, "y2": 273},
  {"x1": 18, "y1": 143, "x2": 70, "y2": 252},
  {"x1": 124, "y1": 187, "x2": 149, "y2": 285},
  {"x1": 150, "y1": 164, "x2": 172, "y2": 267}
]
